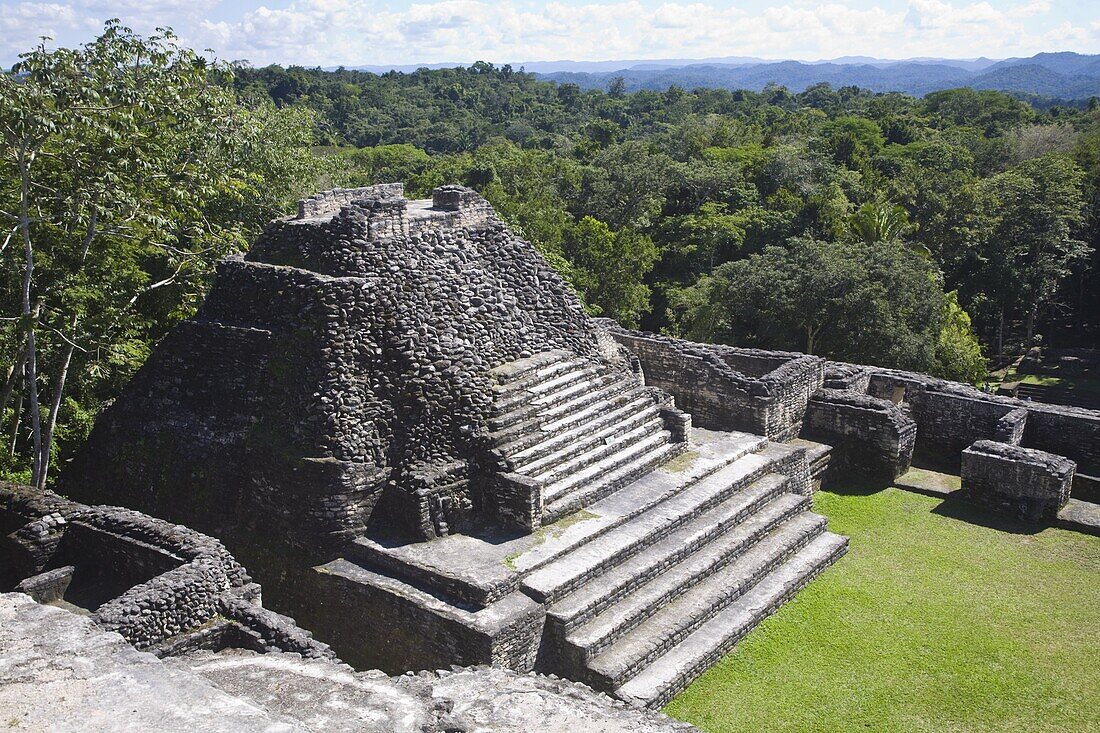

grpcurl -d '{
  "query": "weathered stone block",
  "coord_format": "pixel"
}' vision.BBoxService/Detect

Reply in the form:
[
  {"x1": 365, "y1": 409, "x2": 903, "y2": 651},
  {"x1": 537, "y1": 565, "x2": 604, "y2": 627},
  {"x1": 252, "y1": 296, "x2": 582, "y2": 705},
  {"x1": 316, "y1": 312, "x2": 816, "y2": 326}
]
[
  {"x1": 801, "y1": 389, "x2": 915, "y2": 484},
  {"x1": 961, "y1": 440, "x2": 1075, "y2": 521}
]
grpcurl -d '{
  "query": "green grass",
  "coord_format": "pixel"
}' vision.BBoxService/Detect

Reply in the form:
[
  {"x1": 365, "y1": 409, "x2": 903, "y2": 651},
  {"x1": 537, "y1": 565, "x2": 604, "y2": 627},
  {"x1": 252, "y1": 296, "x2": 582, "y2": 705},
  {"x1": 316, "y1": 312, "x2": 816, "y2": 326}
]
[
  {"x1": 665, "y1": 487, "x2": 1100, "y2": 733},
  {"x1": 896, "y1": 466, "x2": 962, "y2": 494},
  {"x1": 1000, "y1": 369, "x2": 1100, "y2": 394}
]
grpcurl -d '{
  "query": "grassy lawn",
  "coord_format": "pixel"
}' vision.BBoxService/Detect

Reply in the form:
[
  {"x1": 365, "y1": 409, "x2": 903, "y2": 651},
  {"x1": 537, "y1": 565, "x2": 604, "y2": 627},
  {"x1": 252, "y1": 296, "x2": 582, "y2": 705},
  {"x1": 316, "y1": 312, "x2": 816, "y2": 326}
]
[
  {"x1": 999, "y1": 369, "x2": 1100, "y2": 394},
  {"x1": 665, "y1": 487, "x2": 1100, "y2": 733}
]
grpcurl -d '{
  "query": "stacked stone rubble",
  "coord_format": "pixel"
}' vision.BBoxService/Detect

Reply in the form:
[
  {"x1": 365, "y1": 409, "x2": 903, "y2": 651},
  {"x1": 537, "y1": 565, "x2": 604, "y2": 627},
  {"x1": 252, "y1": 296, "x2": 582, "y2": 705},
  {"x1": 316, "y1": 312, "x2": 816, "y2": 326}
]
[{"x1": 62, "y1": 184, "x2": 613, "y2": 553}]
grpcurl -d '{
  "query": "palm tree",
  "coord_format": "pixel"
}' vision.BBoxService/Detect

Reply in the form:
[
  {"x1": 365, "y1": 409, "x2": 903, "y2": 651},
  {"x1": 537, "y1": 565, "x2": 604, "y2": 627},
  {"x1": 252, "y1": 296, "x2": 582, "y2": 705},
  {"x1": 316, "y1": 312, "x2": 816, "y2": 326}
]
[{"x1": 848, "y1": 200, "x2": 927, "y2": 256}]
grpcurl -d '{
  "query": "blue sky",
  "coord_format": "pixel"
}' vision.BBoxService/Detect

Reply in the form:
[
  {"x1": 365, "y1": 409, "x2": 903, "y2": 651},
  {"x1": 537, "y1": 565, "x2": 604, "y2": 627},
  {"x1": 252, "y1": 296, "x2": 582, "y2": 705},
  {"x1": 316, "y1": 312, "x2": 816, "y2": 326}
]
[{"x1": 2, "y1": 1, "x2": 1097, "y2": 67}]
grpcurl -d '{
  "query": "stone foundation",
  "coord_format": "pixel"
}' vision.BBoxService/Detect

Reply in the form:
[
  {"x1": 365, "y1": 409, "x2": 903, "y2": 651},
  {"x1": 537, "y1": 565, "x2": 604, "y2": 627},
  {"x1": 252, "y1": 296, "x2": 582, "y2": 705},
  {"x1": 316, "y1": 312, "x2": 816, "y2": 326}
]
[
  {"x1": 961, "y1": 441, "x2": 1075, "y2": 521},
  {"x1": 0, "y1": 482, "x2": 332, "y2": 658},
  {"x1": 800, "y1": 389, "x2": 915, "y2": 483}
]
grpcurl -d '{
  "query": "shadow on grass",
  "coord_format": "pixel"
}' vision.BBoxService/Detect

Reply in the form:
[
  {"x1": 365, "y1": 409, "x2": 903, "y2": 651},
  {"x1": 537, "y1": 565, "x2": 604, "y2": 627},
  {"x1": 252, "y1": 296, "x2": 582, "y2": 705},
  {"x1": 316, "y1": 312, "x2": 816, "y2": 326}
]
[
  {"x1": 931, "y1": 495, "x2": 1045, "y2": 536},
  {"x1": 820, "y1": 477, "x2": 887, "y2": 497}
]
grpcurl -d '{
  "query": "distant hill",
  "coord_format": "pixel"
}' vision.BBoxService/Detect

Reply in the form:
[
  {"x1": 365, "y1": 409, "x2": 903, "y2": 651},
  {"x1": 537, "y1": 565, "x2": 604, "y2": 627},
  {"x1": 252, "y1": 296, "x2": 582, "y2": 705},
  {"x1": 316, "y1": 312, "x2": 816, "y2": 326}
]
[{"x1": 533, "y1": 52, "x2": 1100, "y2": 100}]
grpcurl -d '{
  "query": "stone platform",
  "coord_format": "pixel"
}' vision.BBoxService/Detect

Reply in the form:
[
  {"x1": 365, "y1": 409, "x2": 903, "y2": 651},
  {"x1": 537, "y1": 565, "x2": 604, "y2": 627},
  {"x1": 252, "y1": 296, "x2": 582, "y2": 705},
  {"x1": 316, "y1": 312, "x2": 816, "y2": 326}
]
[
  {"x1": 0, "y1": 593, "x2": 692, "y2": 732},
  {"x1": 313, "y1": 428, "x2": 847, "y2": 708}
]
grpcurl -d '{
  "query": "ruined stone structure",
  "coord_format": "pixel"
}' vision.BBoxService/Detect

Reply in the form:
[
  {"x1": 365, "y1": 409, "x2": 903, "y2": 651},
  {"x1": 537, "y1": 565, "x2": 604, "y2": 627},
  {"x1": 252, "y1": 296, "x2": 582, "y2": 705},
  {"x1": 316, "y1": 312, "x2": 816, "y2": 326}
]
[
  {"x1": 1, "y1": 481, "x2": 333, "y2": 659},
  {"x1": 9, "y1": 182, "x2": 1095, "y2": 730},
  {"x1": 60, "y1": 185, "x2": 849, "y2": 708},
  {"x1": 0, "y1": 498, "x2": 692, "y2": 733},
  {"x1": 614, "y1": 330, "x2": 1100, "y2": 523},
  {"x1": 0, "y1": 592, "x2": 695, "y2": 732}
]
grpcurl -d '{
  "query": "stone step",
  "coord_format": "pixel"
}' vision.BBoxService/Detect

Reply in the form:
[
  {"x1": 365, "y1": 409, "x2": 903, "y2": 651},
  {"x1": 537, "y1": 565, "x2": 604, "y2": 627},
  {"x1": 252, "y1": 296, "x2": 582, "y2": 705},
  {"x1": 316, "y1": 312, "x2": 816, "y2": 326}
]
[
  {"x1": 562, "y1": 505, "x2": 822, "y2": 673},
  {"x1": 524, "y1": 453, "x2": 786, "y2": 603},
  {"x1": 548, "y1": 481, "x2": 805, "y2": 635},
  {"x1": 492, "y1": 362, "x2": 602, "y2": 415},
  {"x1": 517, "y1": 404, "x2": 662, "y2": 477},
  {"x1": 491, "y1": 384, "x2": 642, "y2": 451},
  {"x1": 492, "y1": 368, "x2": 607, "y2": 419},
  {"x1": 489, "y1": 349, "x2": 578, "y2": 387},
  {"x1": 509, "y1": 434, "x2": 770, "y2": 578},
  {"x1": 542, "y1": 442, "x2": 686, "y2": 525},
  {"x1": 613, "y1": 532, "x2": 849, "y2": 708},
  {"x1": 538, "y1": 422, "x2": 670, "y2": 496},
  {"x1": 488, "y1": 373, "x2": 631, "y2": 432},
  {"x1": 508, "y1": 395, "x2": 658, "y2": 467},
  {"x1": 588, "y1": 520, "x2": 839, "y2": 694},
  {"x1": 493, "y1": 350, "x2": 577, "y2": 380},
  {"x1": 348, "y1": 433, "x2": 768, "y2": 610}
]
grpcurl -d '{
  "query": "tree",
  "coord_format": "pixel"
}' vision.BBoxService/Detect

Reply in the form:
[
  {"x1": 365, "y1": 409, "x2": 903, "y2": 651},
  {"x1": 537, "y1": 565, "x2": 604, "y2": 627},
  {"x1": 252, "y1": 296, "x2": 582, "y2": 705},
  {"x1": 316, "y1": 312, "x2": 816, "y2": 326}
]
[
  {"x1": 970, "y1": 155, "x2": 1088, "y2": 349},
  {"x1": 670, "y1": 237, "x2": 976, "y2": 377},
  {"x1": 0, "y1": 23, "x2": 319, "y2": 486},
  {"x1": 565, "y1": 216, "x2": 658, "y2": 327},
  {"x1": 934, "y1": 291, "x2": 987, "y2": 384},
  {"x1": 847, "y1": 199, "x2": 923, "y2": 254}
]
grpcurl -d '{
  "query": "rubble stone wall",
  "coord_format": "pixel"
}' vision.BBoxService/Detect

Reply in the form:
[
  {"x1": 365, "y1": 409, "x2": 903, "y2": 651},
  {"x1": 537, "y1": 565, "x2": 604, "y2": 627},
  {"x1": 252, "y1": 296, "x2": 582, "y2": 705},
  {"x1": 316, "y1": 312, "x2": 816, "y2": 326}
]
[
  {"x1": 63, "y1": 186, "x2": 610, "y2": 551},
  {"x1": 297, "y1": 183, "x2": 405, "y2": 219},
  {"x1": 801, "y1": 389, "x2": 916, "y2": 483},
  {"x1": 827, "y1": 362, "x2": 1100, "y2": 487},
  {"x1": 961, "y1": 440, "x2": 1075, "y2": 521},
  {"x1": 603, "y1": 327, "x2": 823, "y2": 441},
  {"x1": 0, "y1": 482, "x2": 332, "y2": 658}
]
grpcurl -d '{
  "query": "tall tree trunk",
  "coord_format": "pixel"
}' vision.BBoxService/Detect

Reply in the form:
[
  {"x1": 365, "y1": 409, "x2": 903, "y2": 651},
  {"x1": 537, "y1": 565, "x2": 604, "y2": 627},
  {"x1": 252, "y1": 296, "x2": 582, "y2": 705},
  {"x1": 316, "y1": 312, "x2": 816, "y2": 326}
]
[
  {"x1": 38, "y1": 314, "x2": 78, "y2": 490},
  {"x1": 1, "y1": 361, "x2": 24, "y2": 457},
  {"x1": 0, "y1": 358, "x2": 23, "y2": 419},
  {"x1": 997, "y1": 309, "x2": 1004, "y2": 357},
  {"x1": 8, "y1": 390, "x2": 22, "y2": 457},
  {"x1": 18, "y1": 149, "x2": 43, "y2": 488},
  {"x1": 805, "y1": 324, "x2": 819, "y2": 355}
]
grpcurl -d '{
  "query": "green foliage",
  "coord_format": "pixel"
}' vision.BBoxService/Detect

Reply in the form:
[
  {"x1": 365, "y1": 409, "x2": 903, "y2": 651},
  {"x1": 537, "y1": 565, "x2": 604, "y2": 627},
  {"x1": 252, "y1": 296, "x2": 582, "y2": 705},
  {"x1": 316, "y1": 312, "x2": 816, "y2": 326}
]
[
  {"x1": 934, "y1": 292, "x2": 987, "y2": 384},
  {"x1": 966, "y1": 154, "x2": 1088, "y2": 344},
  {"x1": 670, "y1": 238, "x2": 960, "y2": 375},
  {"x1": 0, "y1": 23, "x2": 321, "y2": 483},
  {"x1": 847, "y1": 199, "x2": 919, "y2": 246},
  {"x1": 1, "y1": 32, "x2": 1096, "y2": 480},
  {"x1": 565, "y1": 216, "x2": 658, "y2": 327}
]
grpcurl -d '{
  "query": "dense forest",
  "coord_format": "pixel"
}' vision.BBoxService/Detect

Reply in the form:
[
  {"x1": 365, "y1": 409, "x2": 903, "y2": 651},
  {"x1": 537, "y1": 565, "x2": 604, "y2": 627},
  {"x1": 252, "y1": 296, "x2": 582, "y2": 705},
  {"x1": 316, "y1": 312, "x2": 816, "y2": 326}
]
[
  {"x1": 1, "y1": 25, "x2": 1098, "y2": 484},
  {"x1": 535, "y1": 52, "x2": 1100, "y2": 101}
]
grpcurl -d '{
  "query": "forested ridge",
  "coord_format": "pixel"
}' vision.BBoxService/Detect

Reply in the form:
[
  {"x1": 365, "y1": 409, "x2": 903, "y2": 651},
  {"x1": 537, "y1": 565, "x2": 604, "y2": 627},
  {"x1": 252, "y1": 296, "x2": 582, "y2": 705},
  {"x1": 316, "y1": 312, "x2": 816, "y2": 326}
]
[{"x1": 2, "y1": 26, "x2": 1098, "y2": 483}]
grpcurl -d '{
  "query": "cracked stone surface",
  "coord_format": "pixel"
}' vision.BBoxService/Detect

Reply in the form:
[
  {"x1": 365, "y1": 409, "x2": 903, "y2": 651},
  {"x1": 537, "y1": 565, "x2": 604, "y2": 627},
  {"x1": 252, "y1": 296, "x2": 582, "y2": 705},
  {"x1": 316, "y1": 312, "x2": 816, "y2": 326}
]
[
  {"x1": 0, "y1": 593, "x2": 695, "y2": 732},
  {"x1": 0, "y1": 593, "x2": 301, "y2": 732}
]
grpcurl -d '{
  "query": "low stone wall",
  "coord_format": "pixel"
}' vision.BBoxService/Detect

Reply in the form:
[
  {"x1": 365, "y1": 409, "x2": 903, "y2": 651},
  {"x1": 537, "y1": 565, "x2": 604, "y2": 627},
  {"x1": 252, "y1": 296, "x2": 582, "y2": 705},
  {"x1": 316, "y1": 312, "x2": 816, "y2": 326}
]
[
  {"x1": 0, "y1": 482, "x2": 332, "y2": 658},
  {"x1": 603, "y1": 326, "x2": 823, "y2": 442},
  {"x1": 297, "y1": 183, "x2": 405, "y2": 219},
  {"x1": 301, "y1": 560, "x2": 545, "y2": 674},
  {"x1": 800, "y1": 389, "x2": 915, "y2": 483},
  {"x1": 961, "y1": 441, "x2": 1075, "y2": 521},
  {"x1": 826, "y1": 361, "x2": 1100, "y2": 496},
  {"x1": 993, "y1": 407, "x2": 1028, "y2": 445}
]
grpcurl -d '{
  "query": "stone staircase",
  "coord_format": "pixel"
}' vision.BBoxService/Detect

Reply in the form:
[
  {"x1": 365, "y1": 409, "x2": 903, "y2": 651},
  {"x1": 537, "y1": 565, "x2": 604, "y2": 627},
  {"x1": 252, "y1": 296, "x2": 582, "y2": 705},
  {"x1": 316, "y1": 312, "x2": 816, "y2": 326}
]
[
  {"x1": 521, "y1": 446, "x2": 846, "y2": 707},
  {"x1": 489, "y1": 350, "x2": 686, "y2": 522},
  {"x1": 338, "y1": 350, "x2": 847, "y2": 709}
]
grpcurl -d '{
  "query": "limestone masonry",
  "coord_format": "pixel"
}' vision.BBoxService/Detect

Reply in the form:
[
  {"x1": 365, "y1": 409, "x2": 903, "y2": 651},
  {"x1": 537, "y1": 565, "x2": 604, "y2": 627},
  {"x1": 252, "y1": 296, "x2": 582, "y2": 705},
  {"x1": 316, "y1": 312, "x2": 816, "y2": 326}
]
[{"x1": 12, "y1": 183, "x2": 1092, "y2": 723}]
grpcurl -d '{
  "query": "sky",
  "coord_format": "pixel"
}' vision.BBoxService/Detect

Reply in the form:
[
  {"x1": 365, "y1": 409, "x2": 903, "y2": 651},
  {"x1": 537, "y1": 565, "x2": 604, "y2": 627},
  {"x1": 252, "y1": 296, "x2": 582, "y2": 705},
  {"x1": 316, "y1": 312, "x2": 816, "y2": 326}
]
[{"x1": 2, "y1": 0, "x2": 1098, "y2": 68}]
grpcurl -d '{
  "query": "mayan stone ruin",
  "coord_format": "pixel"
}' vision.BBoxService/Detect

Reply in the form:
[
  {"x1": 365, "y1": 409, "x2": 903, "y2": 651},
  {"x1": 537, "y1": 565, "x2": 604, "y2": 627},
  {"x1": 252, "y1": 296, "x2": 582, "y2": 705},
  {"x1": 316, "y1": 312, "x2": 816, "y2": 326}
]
[
  {"x1": 0, "y1": 483, "x2": 693, "y2": 732},
  {"x1": 8, "y1": 183, "x2": 1094, "y2": 719}
]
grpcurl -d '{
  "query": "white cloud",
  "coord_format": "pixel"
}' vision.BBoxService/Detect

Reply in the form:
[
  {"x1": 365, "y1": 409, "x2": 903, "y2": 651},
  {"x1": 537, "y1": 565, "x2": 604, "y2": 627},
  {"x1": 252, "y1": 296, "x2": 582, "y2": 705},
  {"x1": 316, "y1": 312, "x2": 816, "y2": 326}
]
[
  {"x1": 0, "y1": 3, "x2": 97, "y2": 62},
  {"x1": 0, "y1": 1, "x2": 1097, "y2": 68}
]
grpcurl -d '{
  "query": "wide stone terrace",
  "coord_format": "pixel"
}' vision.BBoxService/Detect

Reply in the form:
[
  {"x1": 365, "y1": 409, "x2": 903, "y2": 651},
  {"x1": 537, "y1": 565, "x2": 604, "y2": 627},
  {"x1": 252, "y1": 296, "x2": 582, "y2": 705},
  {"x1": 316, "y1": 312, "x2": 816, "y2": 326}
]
[{"x1": 337, "y1": 429, "x2": 767, "y2": 609}]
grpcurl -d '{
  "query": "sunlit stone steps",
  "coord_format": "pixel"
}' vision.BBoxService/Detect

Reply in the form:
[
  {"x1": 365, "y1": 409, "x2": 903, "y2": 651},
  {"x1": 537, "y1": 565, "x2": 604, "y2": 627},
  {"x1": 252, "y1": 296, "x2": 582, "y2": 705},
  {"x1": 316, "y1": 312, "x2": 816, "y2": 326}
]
[
  {"x1": 613, "y1": 532, "x2": 848, "y2": 708},
  {"x1": 489, "y1": 351, "x2": 688, "y2": 521}
]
